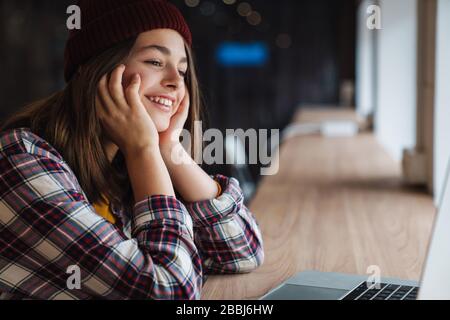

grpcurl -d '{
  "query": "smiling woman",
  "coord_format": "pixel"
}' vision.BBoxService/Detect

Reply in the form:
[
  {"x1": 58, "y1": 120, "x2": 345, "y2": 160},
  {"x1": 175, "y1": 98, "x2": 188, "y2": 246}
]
[
  {"x1": 121, "y1": 29, "x2": 189, "y2": 133},
  {"x1": 0, "y1": 0, "x2": 264, "y2": 300}
]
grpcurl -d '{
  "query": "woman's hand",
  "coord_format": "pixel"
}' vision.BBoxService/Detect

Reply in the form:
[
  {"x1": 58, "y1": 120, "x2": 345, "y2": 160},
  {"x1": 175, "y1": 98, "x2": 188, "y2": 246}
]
[
  {"x1": 159, "y1": 85, "x2": 190, "y2": 152},
  {"x1": 96, "y1": 65, "x2": 159, "y2": 156}
]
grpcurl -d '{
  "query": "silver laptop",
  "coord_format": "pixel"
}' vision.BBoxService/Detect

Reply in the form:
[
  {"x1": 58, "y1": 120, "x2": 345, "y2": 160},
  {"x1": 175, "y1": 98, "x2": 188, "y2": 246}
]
[{"x1": 261, "y1": 160, "x2": 450, "y2": 300}]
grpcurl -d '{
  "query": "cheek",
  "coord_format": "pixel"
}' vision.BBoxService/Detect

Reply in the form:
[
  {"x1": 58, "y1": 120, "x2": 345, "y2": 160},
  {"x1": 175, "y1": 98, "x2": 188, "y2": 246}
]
[
  {"x1": 125, "y1": 73, "x2": 158, "y2": 95},
  {"x1": 122, "y1": 65, "x2": 148, "y2": 88},
  {"x1": 139, "y1": 73, "x2": 157, "y2": 90}
]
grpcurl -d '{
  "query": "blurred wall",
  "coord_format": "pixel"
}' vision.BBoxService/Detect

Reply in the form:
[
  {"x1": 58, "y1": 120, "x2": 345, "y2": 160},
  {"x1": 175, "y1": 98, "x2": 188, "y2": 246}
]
[
  {"x1": 375, "y1": 0, "x2": 418, "y2": 162},
  {"x1": 356, "y1": 0, "x2": 377, "y2": 118},
  {"x1": 433, "y1": 0, "x2": 450, "y2": 205}
]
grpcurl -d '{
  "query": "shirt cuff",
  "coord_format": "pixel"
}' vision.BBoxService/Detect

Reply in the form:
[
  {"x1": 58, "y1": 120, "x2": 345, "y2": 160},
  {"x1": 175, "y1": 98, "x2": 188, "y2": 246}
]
[
  {"x1": 131, "y1": 195, "x2": 192, "y2": 234},
  {"x1": 182, "y1": 174, "x2": 245, "y2": 226}
]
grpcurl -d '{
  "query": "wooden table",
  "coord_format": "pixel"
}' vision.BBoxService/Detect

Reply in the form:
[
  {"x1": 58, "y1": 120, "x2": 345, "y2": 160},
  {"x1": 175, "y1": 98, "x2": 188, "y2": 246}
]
[{"x1": 202, "y1": 108, "x2": 436, "y2": 300}]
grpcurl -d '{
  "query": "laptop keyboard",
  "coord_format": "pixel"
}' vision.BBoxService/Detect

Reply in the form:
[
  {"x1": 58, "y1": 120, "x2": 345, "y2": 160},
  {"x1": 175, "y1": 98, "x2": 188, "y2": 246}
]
[{"x1": 342, "y1": 282, "x2": 419, "y2": 300}]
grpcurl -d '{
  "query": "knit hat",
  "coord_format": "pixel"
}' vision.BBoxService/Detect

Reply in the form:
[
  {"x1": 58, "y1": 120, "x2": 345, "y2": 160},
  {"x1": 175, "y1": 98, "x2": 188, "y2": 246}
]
[{"x1": 64, "y1": 0, "x2": 192, "y2": 82}]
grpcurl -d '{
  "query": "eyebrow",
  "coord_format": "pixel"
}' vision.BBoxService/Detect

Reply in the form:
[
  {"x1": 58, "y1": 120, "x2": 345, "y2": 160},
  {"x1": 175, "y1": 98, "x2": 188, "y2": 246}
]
[{"x1": 139, "y1": 45, "x2": 188, "y2": 64}]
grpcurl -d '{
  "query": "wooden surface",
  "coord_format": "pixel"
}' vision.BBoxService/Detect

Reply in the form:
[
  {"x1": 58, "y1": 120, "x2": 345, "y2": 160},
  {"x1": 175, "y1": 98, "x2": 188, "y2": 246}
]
[
  {"x1": 202, "y1": 108, "x2": 436, "y2": 300},
  {"x1": 291, "y1": 106, "x2": 364, "y2": 124},
  {"x1": 290, "y1": 106, "x2": 372, "y2": 132}
]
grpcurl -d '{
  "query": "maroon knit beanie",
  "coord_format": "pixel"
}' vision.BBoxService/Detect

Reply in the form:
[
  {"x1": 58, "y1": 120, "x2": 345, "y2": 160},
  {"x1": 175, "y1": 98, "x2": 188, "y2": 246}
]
[{"x1": 64, "y1": 0, "x2": 192, "y2": 82}]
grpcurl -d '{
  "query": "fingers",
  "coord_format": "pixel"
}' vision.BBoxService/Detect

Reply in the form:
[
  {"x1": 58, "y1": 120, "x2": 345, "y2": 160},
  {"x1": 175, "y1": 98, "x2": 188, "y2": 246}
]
[
  {"x1": 97, "y1": 74, "x2": 116, "y2": 115},
  {"x1": 125, "y1": 74, "x2": 144, "y2": 110},
  {"x1": 178, "y1": 86, "x2": 191, "y2": 115},
  {"x1": 97, "y1": 65, "x2": 129, "y2": 118},
  {"x1": 108, "y1": 65, "x2": 128, "y2": 108},
  {"x1": 95, "y1": 95, "x2": 106, "y2": 120},
  {"x1": 183, "y1": 85, "x2": 190, "y2": 103}
]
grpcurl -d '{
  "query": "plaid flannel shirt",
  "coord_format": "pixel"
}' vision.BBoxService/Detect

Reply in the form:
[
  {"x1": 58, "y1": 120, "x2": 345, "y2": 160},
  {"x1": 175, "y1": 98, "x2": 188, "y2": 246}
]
[{"x1": 0, "y1": 128, "x2": 264, "y2": 300}]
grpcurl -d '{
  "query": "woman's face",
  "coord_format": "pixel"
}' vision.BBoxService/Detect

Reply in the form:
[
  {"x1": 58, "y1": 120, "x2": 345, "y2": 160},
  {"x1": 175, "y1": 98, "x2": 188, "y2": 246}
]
[{"x1": 123, "y1": 29, "x2": 188, "y2": 132}]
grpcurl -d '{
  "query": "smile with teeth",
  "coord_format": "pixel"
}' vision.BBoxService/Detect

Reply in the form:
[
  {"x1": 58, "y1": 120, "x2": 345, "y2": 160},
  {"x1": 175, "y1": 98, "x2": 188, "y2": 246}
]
[{"x1": 147, "y1": 96, "x2": 173, "y2": 108}]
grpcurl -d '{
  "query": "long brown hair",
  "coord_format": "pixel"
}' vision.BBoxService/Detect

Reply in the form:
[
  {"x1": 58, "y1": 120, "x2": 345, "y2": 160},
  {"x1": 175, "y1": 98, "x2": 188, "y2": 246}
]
[{"x1": 1, "y1": 36, "x2": 206, "y2": 214}]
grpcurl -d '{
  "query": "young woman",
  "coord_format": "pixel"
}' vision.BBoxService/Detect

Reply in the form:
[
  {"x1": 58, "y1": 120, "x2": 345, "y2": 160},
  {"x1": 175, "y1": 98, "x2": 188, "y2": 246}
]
[{"x1": 0, "y1": 0, "x2": 264, "y2": 300}]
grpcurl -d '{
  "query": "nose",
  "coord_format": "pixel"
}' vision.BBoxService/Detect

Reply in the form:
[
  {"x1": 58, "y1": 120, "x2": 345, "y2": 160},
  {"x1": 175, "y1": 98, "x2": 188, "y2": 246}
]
[{"x1": 161, "y1": 65, "x2": 184, "y2": 90}]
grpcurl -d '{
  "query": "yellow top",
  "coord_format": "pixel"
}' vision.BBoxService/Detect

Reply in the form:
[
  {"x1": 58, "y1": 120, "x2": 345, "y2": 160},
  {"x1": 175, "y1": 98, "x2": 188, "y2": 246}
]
[
  {"x1": 92, "y1": 196, "x2": 116, "y2": 224},
  {"x1": 91, "y1": 181, "x2": 222, "y2": 225}
]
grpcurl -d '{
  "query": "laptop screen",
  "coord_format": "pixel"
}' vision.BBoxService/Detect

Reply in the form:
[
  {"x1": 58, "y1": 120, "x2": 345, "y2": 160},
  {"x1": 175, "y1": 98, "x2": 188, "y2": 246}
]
[{"x1": 418, "y1": 159, "x2": 450, "y2": 299}]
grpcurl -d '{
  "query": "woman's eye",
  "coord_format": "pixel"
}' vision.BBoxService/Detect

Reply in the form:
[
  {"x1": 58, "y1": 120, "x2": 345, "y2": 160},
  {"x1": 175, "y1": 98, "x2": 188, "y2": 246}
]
[
  {"x1": 145, "y1": 60, "x2": 187, "y2": 77},
  {"x1": 145, "y1": 60, "x2": 162, "y2": 67}
]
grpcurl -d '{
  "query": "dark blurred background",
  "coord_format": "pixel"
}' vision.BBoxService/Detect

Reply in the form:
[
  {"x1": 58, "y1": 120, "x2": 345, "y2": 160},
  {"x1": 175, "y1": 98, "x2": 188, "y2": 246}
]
[{"x1": 0, "y1": 0, "x2": 357, "y2": 192}]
